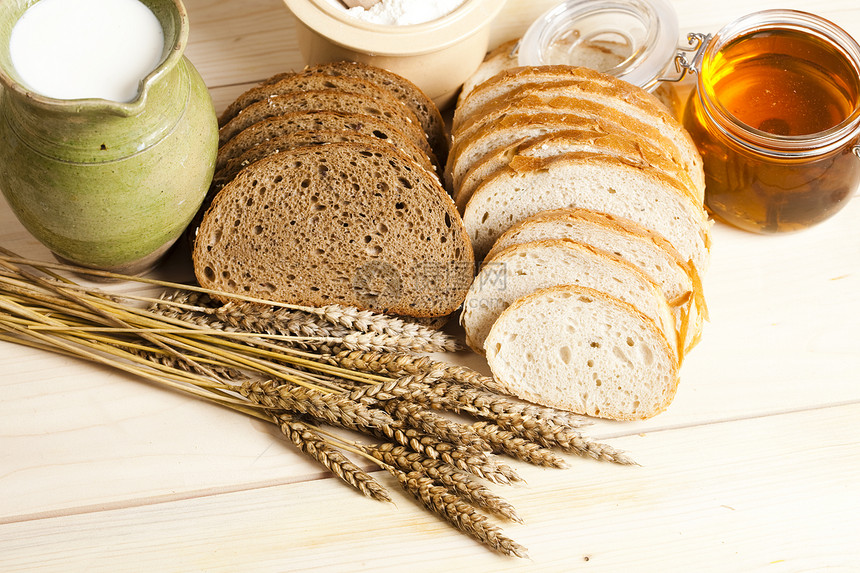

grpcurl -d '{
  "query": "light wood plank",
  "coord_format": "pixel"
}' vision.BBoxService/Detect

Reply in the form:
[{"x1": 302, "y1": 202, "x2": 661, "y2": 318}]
[
  {"x1": 2, "y1": 403, "x2": 858, "y2": 572},
  {"x1": 2, "y1": 196, "x2": 860, "y2": 519}
]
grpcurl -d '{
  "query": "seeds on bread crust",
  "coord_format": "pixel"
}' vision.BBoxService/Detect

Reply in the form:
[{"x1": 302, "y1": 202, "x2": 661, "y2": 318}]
[{"x1": 193, "y1": 142, "x2": 474, "y2": 318}]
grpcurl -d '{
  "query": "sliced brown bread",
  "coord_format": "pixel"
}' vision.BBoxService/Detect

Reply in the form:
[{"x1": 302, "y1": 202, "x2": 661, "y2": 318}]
[
  {"x1": 218, "y1": 73, "x2": 401, "y2": 126},
  {"x1": 484, "y1": 284, "x2": 680, "y2": 420},
  {"x1": 193, "y1": 141, "x2": 474, "y2": 318},
  {"x1": 454, "y1": 129, "x2": 699, "y2": 211},
  {"x1": 462, "y1": 151, "x2": 711, "y2": 273},
  {"x1": 486, "y1": 208, "x2": 707, "y2": 355},
  {"x1": 461, "y1": 238, "x2": 678, "y2": 358},
  {"x1": 298, "y1": 61, "x2": 448, "y2": 165},
  {"x1": 451, "y1": 81, "x2": 705, "y2": 195},
  {"x1": 215, "y1": 110, "x2": 435, "y2": 173},
  {"x1": 214, "y1": 129, "x2": 435, "y2": 190},
  {"x1": 191, "y1": 129, "x2": 438, "y2": 240},
  {"x1": 218, "y1": 89, "x2": 426, "y2": 150}
]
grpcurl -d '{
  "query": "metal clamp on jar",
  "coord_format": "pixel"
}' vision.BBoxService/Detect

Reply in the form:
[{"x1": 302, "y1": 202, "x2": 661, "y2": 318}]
[{"x1": 517, "y1": 3, "x2": 860, "y2": 234}]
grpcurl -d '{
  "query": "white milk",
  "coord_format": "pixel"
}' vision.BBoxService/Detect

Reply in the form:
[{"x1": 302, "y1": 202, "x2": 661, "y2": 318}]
[{"x1": 9, "y1": 0, "x2": 164, "y2": 102}]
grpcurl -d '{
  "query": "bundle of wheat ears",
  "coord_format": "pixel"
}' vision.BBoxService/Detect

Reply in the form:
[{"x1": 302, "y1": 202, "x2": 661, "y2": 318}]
[{"x1": 0, "y1": 247, "x2": 635, "y2": 558}]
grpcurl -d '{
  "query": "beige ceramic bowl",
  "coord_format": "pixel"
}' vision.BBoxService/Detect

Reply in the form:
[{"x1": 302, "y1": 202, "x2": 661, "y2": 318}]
[{"x1": 283, "y1": 0, "x2": 508, "y2": 109}]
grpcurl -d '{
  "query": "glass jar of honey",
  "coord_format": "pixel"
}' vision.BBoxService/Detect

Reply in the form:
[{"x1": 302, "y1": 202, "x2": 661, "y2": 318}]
[{"x1": 683, "y1": 10, "x2": 860, "y2": 233}]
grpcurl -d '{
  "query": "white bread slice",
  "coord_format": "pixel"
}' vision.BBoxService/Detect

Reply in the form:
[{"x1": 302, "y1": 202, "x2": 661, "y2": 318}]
[
  {"x1": 457, "y1": 39, "x2": 520, "y2": 108},
  {"x1": 484, "y1": 284, "x2": 680, "y2": 420},
  {"x1": 454, "y1": 129, "x2": 698, "y2": 212},
  {"x1": 486, "y1": 208, "x2": 708, "y2": 355},
  {"x1": 447, "y1": 104, "x2": 701, "y2": 201},
  {"x1": 452, "y1": 81, "x2": 705, "y2": 195},
  {"x1": 454, "y1": 65, "x2": 656, "y2": 128},
  {"x1": 461, "y1": 239, "x2": 678, "y2": 358},
  {"x1": 193, "y1": 141, "x2": 474, "y2": 318},
  {"x1": 462, "y1": 152, "x2": 711, "y2": 273}
]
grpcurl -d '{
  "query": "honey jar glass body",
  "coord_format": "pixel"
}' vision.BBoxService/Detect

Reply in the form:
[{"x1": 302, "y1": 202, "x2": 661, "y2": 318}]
[
  {"x1": 0, "y1": 0, "x2": 218, "y2": 273},
  {"x1": 683, "y1": 10, "x2": 860, "y2": 233}
]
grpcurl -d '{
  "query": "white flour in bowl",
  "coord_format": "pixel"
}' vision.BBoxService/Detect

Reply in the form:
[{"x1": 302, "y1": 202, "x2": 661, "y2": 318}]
[{"x1": 328, "y1": 0, "x2": 468, "y2": 25}]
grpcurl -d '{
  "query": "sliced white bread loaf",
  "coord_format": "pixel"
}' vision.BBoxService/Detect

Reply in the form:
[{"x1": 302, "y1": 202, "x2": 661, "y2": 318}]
[
  {"x1": 452, "y1": 82, "x2": 705, "y2": 195},
  {"x1": 215, "y1": 110, "x2": 434, "y2": 173},
  {"x1": 447, "y1": 105, "x2": 700, "y2": 199},
  {"x1": 484, "y1": 284, "x2": 680, "y2": 420},
  {"x1": 454, "y1": 65, "x2": 656, "y2": 129},
  {"x1": 454, "y1": 128, "x2": 698, "y2": 211},
  {"x1": 457, "y1": 39, "x2": 520, "y2": 108},
  {"x1": 218, "y1": 90, "x2": 425, "y2": 150},
  {"x1": 486, "y1": 208, "x2": 708, "y2": 355},
  {"x1": 462, "y1": 152, "x2": 711, "y2": 273},
  {"x1": 461, "y1": 239, "x2": 677, "y2": 357},
  {"x1": 193, "y1": 141, "x2": 474, "y2": 318}
]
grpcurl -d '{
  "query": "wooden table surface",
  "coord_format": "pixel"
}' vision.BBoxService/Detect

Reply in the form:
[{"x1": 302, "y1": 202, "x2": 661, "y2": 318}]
[{"x1": 2, "y1": 0, "x2": 860, "y2": 571}]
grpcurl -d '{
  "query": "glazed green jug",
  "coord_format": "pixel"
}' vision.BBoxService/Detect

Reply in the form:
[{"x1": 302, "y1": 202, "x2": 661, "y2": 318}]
[{"x1": 0, "y1": 0, "x2": 217, "y2": 274}]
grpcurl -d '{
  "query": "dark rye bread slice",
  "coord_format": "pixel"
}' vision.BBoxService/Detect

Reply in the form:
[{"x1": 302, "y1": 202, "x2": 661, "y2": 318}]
[
  {"x1": 215, "y1": 110, "x2": 436, "y2": 173},
  {"x1": 193, "y1": 142, "x2": 475, "y2": 318},
  {"x1": 190, "y1": 130, "x2": 438, "y2": 242},
  {"x1": 213, "y1": 129, "x2": 435, "y2": 190},
  {"x1": 218, "y1": 72, "x2": 418, "y2": 131},
  {"x1": 218, "y1": 89, "x2": 427, "y2": 152},
  {"x1": 221, "y1": 62, "x2": 448, "y2": 165}
]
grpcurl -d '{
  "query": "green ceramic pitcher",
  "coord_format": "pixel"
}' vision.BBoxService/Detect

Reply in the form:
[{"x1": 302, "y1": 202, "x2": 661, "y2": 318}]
[{"x1": 0, "y1": 0, "x2": 217, "y2": 274}]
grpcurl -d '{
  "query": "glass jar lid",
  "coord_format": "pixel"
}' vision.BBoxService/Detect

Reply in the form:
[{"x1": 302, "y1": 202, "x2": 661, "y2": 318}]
[{"x1": 517, "y1": 0, "x2": 679, "y2": 91}]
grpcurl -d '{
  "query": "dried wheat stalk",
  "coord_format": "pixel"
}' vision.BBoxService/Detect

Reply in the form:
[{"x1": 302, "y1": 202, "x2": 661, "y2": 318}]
[{"x1": 0, "y1": 250, "x2": 636, "y2": 558}]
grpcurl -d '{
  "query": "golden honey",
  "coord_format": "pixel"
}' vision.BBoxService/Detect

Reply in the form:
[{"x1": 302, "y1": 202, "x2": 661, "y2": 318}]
[{"x1": 684, "y1": 11, "x2": 860, "y2": 233}]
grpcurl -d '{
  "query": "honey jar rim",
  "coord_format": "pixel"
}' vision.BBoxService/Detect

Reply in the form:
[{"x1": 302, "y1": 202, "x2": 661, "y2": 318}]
[{"x1": 695, "y1": 9, "x2": 860, "y2": 157}]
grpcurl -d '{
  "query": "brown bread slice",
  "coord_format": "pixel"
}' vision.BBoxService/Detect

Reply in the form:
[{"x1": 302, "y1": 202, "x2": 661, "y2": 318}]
[
  {"x1": 215, "y1": 110, "x2": 435, "y2": 173},
  {"x1": 193, "y1": 142, "x2": 474, "y2": 318},
  {"x1": 219, "y1": 64, "x2": 447, "y2": 165},
  {"x1": 214, "y1": 129, "x2": 435, "y2": 190},
  {"x1": 298, "y1": 61, "x2": 448, "y2": 165},
  {"x1": 218, "y1": 89, "x2": 426, "y2": 150}
]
